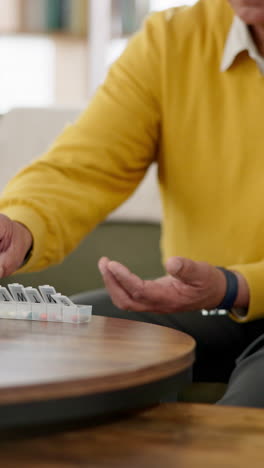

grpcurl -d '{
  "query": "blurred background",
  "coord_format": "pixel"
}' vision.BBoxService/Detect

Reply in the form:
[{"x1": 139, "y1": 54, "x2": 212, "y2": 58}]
[{"x1": 0, "y1": 0, "x2": 197, "y2": 114}]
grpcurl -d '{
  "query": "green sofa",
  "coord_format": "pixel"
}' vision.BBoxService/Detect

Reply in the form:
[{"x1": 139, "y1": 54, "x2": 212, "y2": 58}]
[{"x1": 1, "y1": 221, "x2": 164, "y2": 296}]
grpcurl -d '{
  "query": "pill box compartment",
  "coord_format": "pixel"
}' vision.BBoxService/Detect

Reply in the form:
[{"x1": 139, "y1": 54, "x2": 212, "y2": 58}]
[{"x1": 63, "y1": 305, "x2": 92, "y2": 324}]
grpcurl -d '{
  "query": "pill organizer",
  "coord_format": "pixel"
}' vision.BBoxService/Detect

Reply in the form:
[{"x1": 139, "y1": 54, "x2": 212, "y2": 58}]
[{"x1": 0, "y1": 284, "x2": 92, "y2": 324}]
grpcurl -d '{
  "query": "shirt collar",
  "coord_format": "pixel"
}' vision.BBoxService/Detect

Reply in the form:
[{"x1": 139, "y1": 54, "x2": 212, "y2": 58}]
[{"x1": 221, "y1": 16, "x2": 264, "y2": 74}]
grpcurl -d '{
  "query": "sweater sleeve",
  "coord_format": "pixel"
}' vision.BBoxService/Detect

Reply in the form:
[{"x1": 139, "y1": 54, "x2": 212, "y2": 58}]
[
  {"x1": 0, "y1": 13, "x2": 162, "y2": 273},
  {"x1": 228, "y1": 261, "x2": 264, "y2": 323}
]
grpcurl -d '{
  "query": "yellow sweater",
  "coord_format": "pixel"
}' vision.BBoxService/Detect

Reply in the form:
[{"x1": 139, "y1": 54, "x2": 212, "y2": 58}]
[{"x1": 1, "y1": 0, "x2": 264, "y2": 322}]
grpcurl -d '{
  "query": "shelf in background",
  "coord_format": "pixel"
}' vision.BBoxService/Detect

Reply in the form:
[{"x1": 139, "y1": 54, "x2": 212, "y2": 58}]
[
  {"x1": 0, "y1": 0, "x2": 88, "y2": 37},
  {"x1": 1, "y1": 31, "x2": 87, "y2": 40},
  {"x1": 0, "y1": 1, "x2": 199, "y2": 111}
]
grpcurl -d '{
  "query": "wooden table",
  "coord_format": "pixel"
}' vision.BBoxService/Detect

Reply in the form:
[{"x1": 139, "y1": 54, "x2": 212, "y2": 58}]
[
  {"x1": 0, "y1": 316, "x2": 195, "y2": 428},
  {"x1": 1, "y1": 403, "x2": 264, "y2": 467}
]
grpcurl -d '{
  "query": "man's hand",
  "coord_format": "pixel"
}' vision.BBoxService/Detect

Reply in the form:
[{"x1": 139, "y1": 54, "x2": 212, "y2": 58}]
[
  {"x1": 98, "y1": 256, "x2": 229, "y2": 313},
  {"x1": 0, "y1": 214, "x2": 33, "y2": 278}
]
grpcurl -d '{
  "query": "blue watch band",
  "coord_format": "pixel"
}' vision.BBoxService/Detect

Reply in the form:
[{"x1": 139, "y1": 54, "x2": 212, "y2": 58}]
[{"x1": 216, "y1": 267, "x2": 239, "y2": 310}]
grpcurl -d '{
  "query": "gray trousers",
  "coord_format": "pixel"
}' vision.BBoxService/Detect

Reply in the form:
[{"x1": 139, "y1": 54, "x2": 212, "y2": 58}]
[{"x1": 72, "y1": 288, "x2": 264, "y2": 408}]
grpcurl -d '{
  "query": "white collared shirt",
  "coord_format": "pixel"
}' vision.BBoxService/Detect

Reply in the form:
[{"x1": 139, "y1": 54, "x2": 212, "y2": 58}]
[{"x1": 221, "y1": 16, "x2": 264, "y2": 74}]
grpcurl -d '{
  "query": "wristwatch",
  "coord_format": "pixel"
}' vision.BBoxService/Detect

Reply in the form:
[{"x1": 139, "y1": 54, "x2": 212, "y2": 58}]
[
  {"x1": 230, "y1": 307, "x2": 248, "y2": 318},
  {"x1": 216, "y1": 267, "x2": 239, "y2": 310},
  {"x1": 21, "y1": 243, "x2": 33, "y2": 267},
  {"x1": 216, "y1": 267, "x2": 248, "y2": 318}
]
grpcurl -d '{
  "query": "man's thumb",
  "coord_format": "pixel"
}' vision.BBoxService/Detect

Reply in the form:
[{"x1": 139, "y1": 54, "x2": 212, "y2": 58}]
[{"x1": 166, "y1": 256, "x2": 205, "y2": 285}]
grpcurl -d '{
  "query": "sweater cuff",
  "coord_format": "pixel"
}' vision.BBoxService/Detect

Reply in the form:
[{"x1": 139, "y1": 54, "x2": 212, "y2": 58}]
[
  {"x1": 0, "y1": 205, "x2": 47, "y2": 273},
  {"x1": 228, "y1": 261, "x2": 264, "y2": 322}
]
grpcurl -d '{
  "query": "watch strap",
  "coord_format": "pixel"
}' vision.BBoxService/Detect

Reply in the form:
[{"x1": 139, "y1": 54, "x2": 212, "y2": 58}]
[
  {"x1": 21, "y1": 243, "x2": 33, "y2": 267},
  {"x1": 216, "y1": 267, "x2": 239, "y2": 310}
]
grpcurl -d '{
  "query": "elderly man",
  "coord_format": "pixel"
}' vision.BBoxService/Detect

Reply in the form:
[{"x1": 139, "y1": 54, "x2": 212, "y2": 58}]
[{"x1": 0, "y1": 0, "x2": 264, "y2": 407}]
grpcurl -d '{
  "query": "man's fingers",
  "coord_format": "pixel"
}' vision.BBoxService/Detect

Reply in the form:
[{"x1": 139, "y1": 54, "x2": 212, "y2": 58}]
[
  {"x1": 98, "y1": 258, "x2": 150, "y2": 311},
  {"x1": 98, "y1": 256, "x2": 110, "y2": 275},
  {"x1": 98, "y1": 258, "x2": 136, "y2": 310},
  {"x1": 107, "y1": 261, "x2": 173, "y2": 305},
  {"x1": 0, "y1": 251, "x2": 16, "y2": 278},
  {"x1": 0, "y1": 214, "x2": 13, "y2": 254},
  {"x1": 107, "y1": 261, "x2": 145, "y2": 300}
]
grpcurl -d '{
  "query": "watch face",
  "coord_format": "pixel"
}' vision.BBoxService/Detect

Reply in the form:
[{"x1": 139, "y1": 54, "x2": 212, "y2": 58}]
[{"x1": 231, "y1": 308, "x2": 248, "y2": 318}]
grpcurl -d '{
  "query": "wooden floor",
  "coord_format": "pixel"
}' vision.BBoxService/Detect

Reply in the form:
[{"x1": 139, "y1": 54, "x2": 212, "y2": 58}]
[{"x1": 1, "y1": 402, "x2": 264, "y2": 467}]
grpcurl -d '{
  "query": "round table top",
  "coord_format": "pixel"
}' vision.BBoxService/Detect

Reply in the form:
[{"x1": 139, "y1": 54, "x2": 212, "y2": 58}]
[{"x1": 0, "y1": 316, "x2": 195, "y2": 405}]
